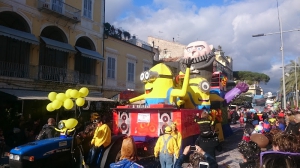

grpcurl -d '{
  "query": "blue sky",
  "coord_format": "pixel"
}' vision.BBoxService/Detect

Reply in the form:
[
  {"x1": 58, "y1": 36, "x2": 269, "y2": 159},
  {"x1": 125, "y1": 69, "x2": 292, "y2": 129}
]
[
  {"x1": 133, "y1": 0, "x2": 227, "y2": 7},
  {"x1": 106, "y1": 0, "x2": 300, "y2": 94}
]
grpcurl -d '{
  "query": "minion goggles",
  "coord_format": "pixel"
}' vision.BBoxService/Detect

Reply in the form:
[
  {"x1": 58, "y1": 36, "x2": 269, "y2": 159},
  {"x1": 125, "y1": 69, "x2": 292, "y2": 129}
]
[
  {"x1": 189, "y1": 81, "x2": 210, "y2": 92},
  {"x1": 140, "y1": 71, "x2": 172, "y2": 83}
]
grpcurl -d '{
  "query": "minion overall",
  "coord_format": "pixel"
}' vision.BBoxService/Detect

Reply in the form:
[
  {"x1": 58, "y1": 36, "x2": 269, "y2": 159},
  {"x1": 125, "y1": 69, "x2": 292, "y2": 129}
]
[{"x1": 154, "y1": 126, "x2": 179, "y2": 168}]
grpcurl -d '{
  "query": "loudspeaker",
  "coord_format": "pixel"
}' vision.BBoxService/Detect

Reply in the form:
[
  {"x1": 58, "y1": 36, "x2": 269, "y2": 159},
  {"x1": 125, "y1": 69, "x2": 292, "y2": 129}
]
[
  {"x1": 159, "y1": 112, "x2": 172, "y2": 134},
  {"x1": 119, "y1": 111, "x2": 130, "y2": 134}
]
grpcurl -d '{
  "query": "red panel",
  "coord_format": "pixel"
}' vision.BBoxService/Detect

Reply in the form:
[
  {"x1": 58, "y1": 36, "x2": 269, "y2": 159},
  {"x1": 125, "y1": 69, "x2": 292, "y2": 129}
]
[
  {"x1": 112, "y1": 108, "x2": 202, "y2": 138},
  {"x1": 149, "y1": 104, "x2": 175, "y2": 108},
  {"x1": 112, "y1": 111, "x2": 119, "y2": 135},
  {"x1": 130, "y1": 111, "x2": 159, "y2": 137},
  {"x1": 179, "y1": 109, "x2": 201, "y2": 138}
]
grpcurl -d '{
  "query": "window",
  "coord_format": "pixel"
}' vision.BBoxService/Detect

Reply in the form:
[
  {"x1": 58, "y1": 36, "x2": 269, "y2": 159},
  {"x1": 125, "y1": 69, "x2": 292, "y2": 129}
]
[
  {"x1": 83, "y1": 0, "x2": 92, "y2": 19},
  {"x1": 107, "y1": 57, "x2": 115, "y2": 79},
  {"x1": 52, "y1": 0, "x2": 63, "y2": 13},
  {"x1": 127, "y1": 62, "x2": 135, "y2": 82}
]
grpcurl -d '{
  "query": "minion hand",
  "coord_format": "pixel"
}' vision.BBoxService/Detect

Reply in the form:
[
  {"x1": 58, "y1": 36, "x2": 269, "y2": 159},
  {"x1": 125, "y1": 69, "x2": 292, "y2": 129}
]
[{"x1": 184, "y1": 58, "x2": 194, "y2": 68}]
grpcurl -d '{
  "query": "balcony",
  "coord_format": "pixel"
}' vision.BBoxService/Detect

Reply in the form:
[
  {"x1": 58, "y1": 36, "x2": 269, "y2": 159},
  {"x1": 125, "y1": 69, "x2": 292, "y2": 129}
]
[
  {"x1": 38, "y1": 65, "x2": 79, "y2": 84},
  {"x1": 79, "y1": 73, "x2": 97, "y2": 85},
  {"x1": 0, "y1": 61, "x2": 30, "y2": 79},
  {"x1": 37, "y1": 0, "x2": 81, "y2": 23},
  {"x1": 0, "y1": 61, "x2": 103, "y2": 86}
]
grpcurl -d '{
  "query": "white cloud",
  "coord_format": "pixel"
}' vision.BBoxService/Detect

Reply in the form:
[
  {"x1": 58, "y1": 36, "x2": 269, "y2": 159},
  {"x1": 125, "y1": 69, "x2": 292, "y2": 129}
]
[{"x1": 106, "y1": 0, "x2": 300, "y2": 93}]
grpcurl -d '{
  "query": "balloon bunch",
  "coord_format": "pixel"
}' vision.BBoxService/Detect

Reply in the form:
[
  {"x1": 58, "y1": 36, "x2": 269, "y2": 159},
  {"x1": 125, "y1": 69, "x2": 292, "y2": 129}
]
[{"x1": 46, "y1": 87, "x2": 89, "y2": 112}]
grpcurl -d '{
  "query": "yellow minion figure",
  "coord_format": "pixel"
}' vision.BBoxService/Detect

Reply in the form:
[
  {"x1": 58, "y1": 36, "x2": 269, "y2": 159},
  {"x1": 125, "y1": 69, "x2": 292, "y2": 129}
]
[
  {"x1": 177, "y1": 75, "x2": 211, "y2": 110},
  {"x1": 129, "y1": 59, "x2": 193, "y2": 106},
  {"x1": 55, "y1": 118, "x2": 78, "y2": 138},
  {"x1": 154, "y1": 126, "x2": 179, "y2": 167}
]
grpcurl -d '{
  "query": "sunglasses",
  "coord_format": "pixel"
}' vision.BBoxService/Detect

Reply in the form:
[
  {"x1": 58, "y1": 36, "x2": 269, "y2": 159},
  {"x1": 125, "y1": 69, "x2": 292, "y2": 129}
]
[
  {"x1": 93, "y1": 119, "x2": 100, "y2": 123},
  {"x1": 260, "y1": 151, "x2": 300, "y2": 166}
]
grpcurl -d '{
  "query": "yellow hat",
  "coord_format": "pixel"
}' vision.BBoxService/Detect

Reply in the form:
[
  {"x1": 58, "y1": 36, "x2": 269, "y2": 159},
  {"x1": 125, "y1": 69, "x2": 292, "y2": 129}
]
[
  {"x1": 165, "y1": 126, "x2": 172, "y2": 134},
  {"x1": 171, "y1": 122, "x2": 177, "y2": 128}
]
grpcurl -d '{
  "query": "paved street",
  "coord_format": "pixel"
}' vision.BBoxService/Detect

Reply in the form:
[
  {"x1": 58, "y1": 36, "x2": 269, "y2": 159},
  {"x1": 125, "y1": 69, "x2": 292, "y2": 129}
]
[{"x1": 216, "y1": 124, "x2": 244, "y2": 168}]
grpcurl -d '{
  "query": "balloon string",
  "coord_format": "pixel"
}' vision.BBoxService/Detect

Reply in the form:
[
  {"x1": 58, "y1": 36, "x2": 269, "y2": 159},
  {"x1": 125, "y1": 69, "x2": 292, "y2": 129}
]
[{"x1": 78, "y1": 106, "x2": 82, "y2": 118}]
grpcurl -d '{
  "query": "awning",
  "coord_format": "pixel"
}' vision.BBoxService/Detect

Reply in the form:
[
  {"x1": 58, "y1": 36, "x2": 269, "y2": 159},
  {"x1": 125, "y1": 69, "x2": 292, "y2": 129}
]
[
  {"x1": 75, "y1": 46, "x2": 104, "y2": 61},
  {"x1": 0, "y1": 25, "x2": 39, "y2": 45},
  {"x1": 0, "y1": 89, "x2": 48, "y2": 100},
  {"x1": 85, "y1": 97, "x2": 115, "y2": 102},
  {"x1": 40, "y1": 36, "x2": 76, "y2": 53},
  {"x1": 0, "y1": 89, "x2": 116, "y2": 102}
]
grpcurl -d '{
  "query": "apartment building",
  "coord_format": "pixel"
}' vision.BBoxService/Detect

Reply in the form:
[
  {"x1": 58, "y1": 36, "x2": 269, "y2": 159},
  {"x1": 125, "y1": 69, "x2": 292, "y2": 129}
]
[
  {"x1": 103, "y1": 36, "x2": 154, "y2": 98},
  {"x1": 0, "y1": 0, "x2": 154, "y2": 119}
]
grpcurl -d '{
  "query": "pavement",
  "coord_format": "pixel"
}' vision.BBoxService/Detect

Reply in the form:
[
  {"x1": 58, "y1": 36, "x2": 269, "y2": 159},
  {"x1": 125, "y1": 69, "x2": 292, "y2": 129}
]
[
  {"x1": 215, "y1": 123, "x2": 244, "y2": 168},
  {"x1": 180, "y1": 123, "x2": 244, "y2": 168}
]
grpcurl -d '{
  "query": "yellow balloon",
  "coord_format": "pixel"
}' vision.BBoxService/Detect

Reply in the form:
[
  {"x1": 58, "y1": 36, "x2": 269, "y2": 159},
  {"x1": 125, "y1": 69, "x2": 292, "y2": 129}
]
[
  {"x1": 70, "y1": 89, "x2": 80, "y2": 98},
  {"x1": 79, "y1": 87, "x2": 89, "y2": 97},
  {"x1": 76, "y1": 98, "x2": 85, "y2": 106},
  {"x1": 46, "y1": 103, "x2": 55, "y2": 112},
  {"x1": 65, "y1": 89, "x2": 72, "y2": 98},
  {"x1": 48, "y1": 92, "x2": 57, "y2": 101},
  {"x1": 52, "y1": 100, "x2": 62, "y2": 109},
  {"x1": 64, "y1": 99, "x2": 74, "y2": 110},
  {"x1": 56, "y1": 93, "x2": 66, "y2": 102},
  {"x1": 64, "y1": 118, "x2": 78, "y2": 129}
]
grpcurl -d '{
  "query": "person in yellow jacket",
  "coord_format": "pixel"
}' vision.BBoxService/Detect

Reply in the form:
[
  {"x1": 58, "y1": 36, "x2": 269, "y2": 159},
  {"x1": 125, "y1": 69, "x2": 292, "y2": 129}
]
[
  {"x1": 154, "y1": 126, "x2": 180, "y2": 168},
  {"x1": 171, "y1": 122, "x2": 182, "y2": 149},
  {"x1": 87, "y1": 116, "x2": 111, "y2": 167},
  {"x1": 171, "y1": 122, "x2": 182, "y2": 165}
]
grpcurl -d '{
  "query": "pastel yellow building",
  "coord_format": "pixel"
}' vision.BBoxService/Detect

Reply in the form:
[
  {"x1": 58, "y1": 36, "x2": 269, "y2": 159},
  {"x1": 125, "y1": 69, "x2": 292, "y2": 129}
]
[
  {"x1": 103, "y1": 36, "x2": 154, "y2": 98},
  {"x1": 0, "y1": 0, "x2": 154, "y2": 118}
]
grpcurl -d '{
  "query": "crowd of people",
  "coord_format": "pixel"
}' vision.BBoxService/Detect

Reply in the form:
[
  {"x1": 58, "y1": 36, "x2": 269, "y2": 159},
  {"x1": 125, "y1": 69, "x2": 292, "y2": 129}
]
[
  {"x1": 1, "y1": 107, "x2": 300, "y2": 168},
  {"x1": 236, "y1": 108, "x2": 300, "y2": 168},
  {"x1": 0, "y1": 115, "x2": 53, "y2": 154}
]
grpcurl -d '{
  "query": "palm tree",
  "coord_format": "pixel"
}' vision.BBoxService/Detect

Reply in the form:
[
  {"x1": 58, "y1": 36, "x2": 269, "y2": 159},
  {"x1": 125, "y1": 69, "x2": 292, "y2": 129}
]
[{"x1": 279, "y1": 58, "x2": 300, "y2": 107}]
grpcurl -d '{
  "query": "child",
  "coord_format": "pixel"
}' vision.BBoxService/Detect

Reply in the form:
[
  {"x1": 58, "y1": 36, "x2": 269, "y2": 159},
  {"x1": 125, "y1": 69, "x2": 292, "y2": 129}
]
[{"x1": 239, "y1": 112, "x2": 245, "y2": 128}]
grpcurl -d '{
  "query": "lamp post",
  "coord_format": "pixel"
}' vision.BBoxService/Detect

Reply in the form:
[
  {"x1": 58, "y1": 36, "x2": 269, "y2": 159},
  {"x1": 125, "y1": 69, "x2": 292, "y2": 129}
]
[
  {"x1": 252, "y1": 0, "x2": 300, "y2": 110},
  {"x1": 279, "y1": 61, "x2": 300, "y2": 109},
  {"x1": 295, "y1": 58, "x2": 298, "y2": 108}
]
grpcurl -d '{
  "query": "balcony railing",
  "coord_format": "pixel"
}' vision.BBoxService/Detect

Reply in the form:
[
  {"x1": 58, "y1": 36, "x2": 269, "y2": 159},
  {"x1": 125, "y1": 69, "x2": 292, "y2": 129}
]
[
  {"x1": 0, "y1": 61, "x2": 30, "y2": 79},
  {"x1": 38, "y1": 65, "x2": 79, "y2": 84},
  {"x1": 0, "y1": 61, "x2": 104, "y2": 86},
  {"x1": 79, "y1": 73, "x2": 97, "y2": 85},
  {"x1": 37, "y1": 0, "x2": 81, "y2": 23}
]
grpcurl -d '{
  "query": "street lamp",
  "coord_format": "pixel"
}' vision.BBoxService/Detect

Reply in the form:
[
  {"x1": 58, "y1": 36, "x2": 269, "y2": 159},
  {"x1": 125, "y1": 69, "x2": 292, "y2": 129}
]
[{"x1": 252, "y1": 0, "x2": 300, "y2": 110}]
